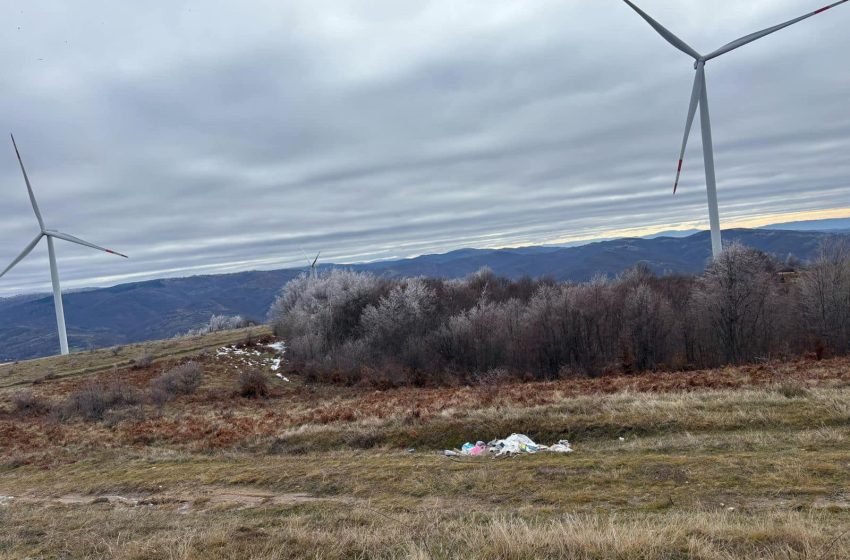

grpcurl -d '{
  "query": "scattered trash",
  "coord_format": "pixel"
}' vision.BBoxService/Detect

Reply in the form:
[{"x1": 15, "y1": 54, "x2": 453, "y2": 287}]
[
  {"x1": 275, "y1": 372, "x2": 290, "y2": 382},
  {"x1": 460, "y1": 442, "x2": 487, "y2": 455},
  {"x1": 547, "y1": 440, "x2": 574, "y2": 453},
  {"x1": 618, "y1": 437, "x2": 626, "y2": 442},
  {"x1": 491, "y1": 433, "x2": 541, "y2": 455},
  {"x1": 444, "y1": 433, "x2": 573, "y2": 458}
]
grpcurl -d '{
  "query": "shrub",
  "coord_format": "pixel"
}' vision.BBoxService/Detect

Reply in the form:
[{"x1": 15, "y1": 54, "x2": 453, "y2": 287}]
[
  {"x1": 238, "y1": 369, "x2": 269, "y2": 398},
  {"x1": 61, "y1": 384, "x2": 108, "y2": 421},
  {"x1": 132, "y1": 352, "x2": 153, "y2": 370},
  {"x1": 11, "y1": 391, "x2": 50, "y2": 416},
  {"x1": 150, "y1": 362, "x2": 203, "y2": 405},
  {"x1": 107, "y1": 380, "x2": 143, "y2": 407},
  {"x1": 59, "y1": 381, "x2": 142, "y2": 422}
]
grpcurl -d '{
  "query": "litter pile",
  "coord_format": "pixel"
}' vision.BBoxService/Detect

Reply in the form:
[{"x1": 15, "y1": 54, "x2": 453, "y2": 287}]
[{"x1": 444, "y1": 433, "x2": 572, "y2": 457}]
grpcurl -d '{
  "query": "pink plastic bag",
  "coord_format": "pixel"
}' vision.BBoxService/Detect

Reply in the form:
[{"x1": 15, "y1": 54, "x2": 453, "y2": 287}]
[{"x1": 469, "y1": 442, "x2": 486, "y2": 456}]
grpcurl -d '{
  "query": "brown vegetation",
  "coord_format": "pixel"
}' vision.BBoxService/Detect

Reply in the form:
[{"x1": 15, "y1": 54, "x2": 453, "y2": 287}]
[
  {"x1": 3, "y1": 260, "x2": 850, "y2": 558},
  {"x1": 1, "y1": 337, "x2": 850, "y2": 558},
  {"x1": 237, "y1": 369, "x2": 269, "y2": 398},
  {"x1": 150, "y1": 361, "x2": 203, "y2": 405},
  {"x1": 269, "y1": 242, "x2": 850, "y2": 387}
]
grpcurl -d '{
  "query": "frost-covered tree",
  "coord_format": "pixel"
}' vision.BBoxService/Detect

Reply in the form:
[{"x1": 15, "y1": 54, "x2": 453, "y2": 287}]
[
  {"x1": 184, "y1": 314, "x2": 247, "y2": 336},
  {"x1": 267, "y1": 270, "x2": 388, "y2": 364},
  {"x1": 361, "y1": 277, "x2": 436, "y2": 356}
]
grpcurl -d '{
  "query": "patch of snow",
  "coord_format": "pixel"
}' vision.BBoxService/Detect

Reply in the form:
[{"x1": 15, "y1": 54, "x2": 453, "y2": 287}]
[
  {"x1": 218, "y1": 342, "x2": 288, "y2": 376},
  {"x1": 275, "y1": 372, "x2": 290, "y2": 382}
]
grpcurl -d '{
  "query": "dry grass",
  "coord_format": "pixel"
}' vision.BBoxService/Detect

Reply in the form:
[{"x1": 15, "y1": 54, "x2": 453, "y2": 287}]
[
  {"x1": 0, "y1": 326, "x2": 271, "y2": 389},
  {"x1": 1, "y1": 333, "x2": 850, "y2": 558},
  {"x1": 1, "y1": 502, "x2": 848, "y2": 559}
]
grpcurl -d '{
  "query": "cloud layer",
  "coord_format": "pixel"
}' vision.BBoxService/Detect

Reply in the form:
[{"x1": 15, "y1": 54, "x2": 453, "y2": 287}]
[{"x1": 1, "y1": 0, "x2": 849, "y2": 296}]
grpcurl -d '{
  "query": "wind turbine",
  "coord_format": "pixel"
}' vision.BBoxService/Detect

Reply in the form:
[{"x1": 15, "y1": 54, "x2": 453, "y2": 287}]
[
  {"x1": 0, "y1": 135, "x2": 128, "y2": 356},
  {"x1": 622, "y1": 0, "x2": 848, "y2": 257},
  {"x1": 307, "y1": 251, "x2": 320, "y2": 279},
  {"x1": 298, "y1": 248, "x2": 321, "y2": 279}
]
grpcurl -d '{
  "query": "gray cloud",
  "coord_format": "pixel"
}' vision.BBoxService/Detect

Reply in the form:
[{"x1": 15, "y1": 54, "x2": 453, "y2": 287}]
[{"x1": 1, "y1": 0, "x2": 849, "y2": 296}]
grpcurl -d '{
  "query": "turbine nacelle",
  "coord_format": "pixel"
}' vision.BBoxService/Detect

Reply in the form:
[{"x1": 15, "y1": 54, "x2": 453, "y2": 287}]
[{"x1": 622, "y1": 0, "x2": 848, "y2": 257}]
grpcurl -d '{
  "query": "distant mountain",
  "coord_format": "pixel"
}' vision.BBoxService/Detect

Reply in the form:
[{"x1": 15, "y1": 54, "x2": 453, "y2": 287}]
[
  {"x1": 1, "y1": 227, "x2": 845, "y2": 362},
  {"x1": 354, "y1": 228, "x2": 829, "y2": 280},
  {"x1": 759, "y1": 217, "x2": 850, "y2": 232},
  {"x1": 643, "y1": 229, "x2": 702, "y2": 239},
  {"x1": 0, "y1": 270, "x2": 300, "y2": 362}
]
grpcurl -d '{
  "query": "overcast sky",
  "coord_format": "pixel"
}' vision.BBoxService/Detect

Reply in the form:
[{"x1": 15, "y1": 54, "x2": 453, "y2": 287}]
[{"x1": 1, "y1": 0, "x2": 849, "y2": 296}]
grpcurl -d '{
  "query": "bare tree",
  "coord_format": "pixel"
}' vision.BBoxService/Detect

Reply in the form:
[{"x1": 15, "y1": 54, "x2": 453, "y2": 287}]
[
  {"x1": 691, "y1": 243, "x2": 780, "y2": 364},
  {"x1": 799, "y1": 237, "x2": 850, "y2": 354},
  {"x1": 621, "y1": 282, "x2": 674, "y2": 371},
  {"x1": 263, "y1": 242, "x2": 850, "y2": 385}
]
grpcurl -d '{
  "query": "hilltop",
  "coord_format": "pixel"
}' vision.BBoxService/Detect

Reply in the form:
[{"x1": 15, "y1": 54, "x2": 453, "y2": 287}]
[{"x1": 1, "y1": 328, "x2": 850, "y2": 558}]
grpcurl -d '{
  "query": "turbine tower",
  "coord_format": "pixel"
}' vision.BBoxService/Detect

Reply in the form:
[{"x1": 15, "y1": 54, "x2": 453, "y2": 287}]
[
  {"x1": 0, "y1": 135, "x2": 128, "y2": 355},
  {"x1": 622, "y1": 0, "x2": 848, "y2": 257}
]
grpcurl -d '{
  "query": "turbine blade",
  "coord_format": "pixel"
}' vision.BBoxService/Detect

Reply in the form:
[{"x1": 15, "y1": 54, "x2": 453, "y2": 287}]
[
  {"x1": 299, "y1": 247, "x2": 313, "y2": 266},
  {"x1": 312, "y1": 252, "x2": 320, "y2": 268},
  {"x1": 674, "y1": 65, "x2": 705, "y2": 194},
  {"x1": 10, "y1": 134, "x2": 45, "y2": 230},
  {"x1": 622, "y1": 0, "x2": 701, "y2": 60},
  {"x1": 46, "y1": 230, "x2": 128, "y2": 258},
  {"x1": 706, "y1": 0, "x2": 849, "y2": 60},
  {"x1": 0, "y1": 233, "x2": 44, "y2": 279}
]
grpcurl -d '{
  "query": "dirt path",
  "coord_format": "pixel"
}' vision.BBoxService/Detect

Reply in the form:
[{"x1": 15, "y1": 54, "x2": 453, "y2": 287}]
[{"x1": 0, "y1": 486, "x2": 339, "y2": 511}]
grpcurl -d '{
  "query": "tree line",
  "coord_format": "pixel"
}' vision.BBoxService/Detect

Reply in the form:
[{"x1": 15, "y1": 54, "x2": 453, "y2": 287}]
[{"x1": 267, "y1": 240, "x2": 850, "y2": 386}]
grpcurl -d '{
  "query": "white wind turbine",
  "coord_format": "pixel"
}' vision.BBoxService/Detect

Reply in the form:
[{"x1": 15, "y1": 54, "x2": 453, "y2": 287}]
[
  {"x1": 0, "y1": 135, "x2": 128, "y2": 356},
  {"x1": 303, "y1": 250, "x2": 321, "y2": 279},
  {"x1": 622, "y1": 0, "x2": 848, "y2": 257}
]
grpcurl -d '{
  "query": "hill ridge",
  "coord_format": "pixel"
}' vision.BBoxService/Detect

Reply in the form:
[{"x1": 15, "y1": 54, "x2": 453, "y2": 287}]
[{"x1": 1, "y1": 227, "x2": 845, "y2": 361}]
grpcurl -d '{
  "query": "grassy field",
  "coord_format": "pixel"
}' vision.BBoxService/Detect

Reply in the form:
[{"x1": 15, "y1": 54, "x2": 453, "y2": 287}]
[
  {"x1": 0, "y1": 326, "x2": 271, "y2": 389},
  {"x1": 2, "y1": 331, "x2": 850, "y2": 558}
]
